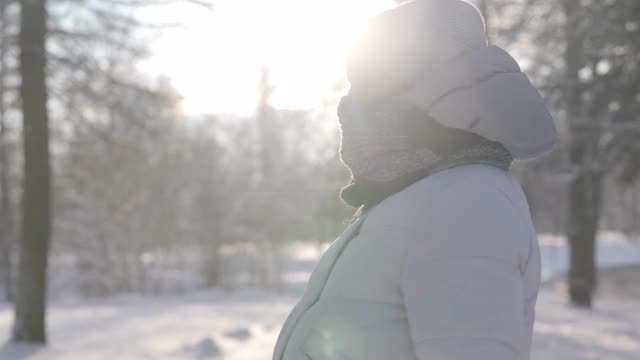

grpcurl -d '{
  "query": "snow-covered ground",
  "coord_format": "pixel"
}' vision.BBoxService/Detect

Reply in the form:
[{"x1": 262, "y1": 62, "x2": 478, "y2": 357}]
[
  {"x1": 1, "y1": 287, "x2": 638, "y2": 360},
  {"x1": 539, "y1": 232, "x2": 640, "y2": 281},
  {"x1": 0, "y1": 234, "x2": 639, "y2": 360},
  {"x1": 0, "y1": 289, "x2": 295, "y2": 360}
]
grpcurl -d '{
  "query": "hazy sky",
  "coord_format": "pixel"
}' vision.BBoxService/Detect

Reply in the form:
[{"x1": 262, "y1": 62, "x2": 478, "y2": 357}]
[{"x1": 140, "y1": 0, "x2": 393, "y2": 116}]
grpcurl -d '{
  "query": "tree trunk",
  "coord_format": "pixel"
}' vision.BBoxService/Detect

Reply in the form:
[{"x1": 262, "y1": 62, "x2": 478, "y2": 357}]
[
  {"x1": 204, "y1": 241, "x2": 222, "y2": 288},
  {"x1": 563, "y1": 0, "x2": 601, "y2": 308},
  {"x1": 0, "y1": 0, "x2": 14, "y2": 303},
  {"x1": 567, "y1": 168, "x2": 602, "y2": 307},
  {"x1": 0, "y1": 143, "x2": 11, "y2": 303},
  {"x1": 0, "y1": 116, "x2": 12, "y2": 304},
  {"x1": 13, "y1": 0, "x2": 51, "y2": 343}
]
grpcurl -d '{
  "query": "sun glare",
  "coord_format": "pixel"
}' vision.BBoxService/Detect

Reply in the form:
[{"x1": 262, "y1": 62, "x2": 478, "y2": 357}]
[{"x1": 146, "y1": 0, "x2": 394, "y2": 116}]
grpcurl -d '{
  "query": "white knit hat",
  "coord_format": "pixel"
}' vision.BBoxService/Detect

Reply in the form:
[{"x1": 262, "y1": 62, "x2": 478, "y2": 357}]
[
  {"x1": 344, "y1": 0, "x2": 558, "y2": 161},
  {"x1": 346, "y1": 0, "x2": 488, "y2": 91},
  {"x1": 417, "y1": 0, "x2": 488, "y2": 50}
]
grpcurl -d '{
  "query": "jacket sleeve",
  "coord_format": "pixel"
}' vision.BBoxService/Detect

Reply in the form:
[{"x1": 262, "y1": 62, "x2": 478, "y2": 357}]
[{"x1": 400, "y1": 185, "x2": 529, "y2": 360}]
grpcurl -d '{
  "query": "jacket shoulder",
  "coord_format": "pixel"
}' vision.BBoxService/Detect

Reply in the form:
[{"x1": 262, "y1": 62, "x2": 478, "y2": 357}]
[{"x1": 363, "y1": 165, "x2": 534, "y2": 269}]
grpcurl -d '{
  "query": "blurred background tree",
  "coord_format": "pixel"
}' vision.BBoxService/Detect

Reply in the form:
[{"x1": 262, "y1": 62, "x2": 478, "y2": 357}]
[
  {"x1": 0, "y1": 0, "x2": 16, "y2": 304},
  {"x1": 478, "y1": 0, "x2": 640, "y2": 307},
  {"x1": 13, "y1": 0, "x2": 50, "y2": 343}
]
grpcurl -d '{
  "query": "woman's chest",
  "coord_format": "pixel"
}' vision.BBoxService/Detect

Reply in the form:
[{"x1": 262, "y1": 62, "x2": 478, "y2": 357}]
[{"x1": 319, "y1": 228, "x2": 407, "y2": 304}]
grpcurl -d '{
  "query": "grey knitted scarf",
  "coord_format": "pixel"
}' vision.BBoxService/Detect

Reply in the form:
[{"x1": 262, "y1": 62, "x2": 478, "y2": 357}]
[{"x1": 338, "y1": 93, "x2": 513, "y2": 209}]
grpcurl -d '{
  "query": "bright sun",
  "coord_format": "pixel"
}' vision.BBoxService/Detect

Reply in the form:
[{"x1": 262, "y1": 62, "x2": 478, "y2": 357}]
[{"x1": 146, "y1": 0, "x2": 395, "y2": 116}]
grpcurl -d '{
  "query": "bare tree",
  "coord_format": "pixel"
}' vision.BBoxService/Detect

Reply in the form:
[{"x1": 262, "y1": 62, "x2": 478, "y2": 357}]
[
  {"x1": 488, "y1": 0, "x2": 640, "y2": 307},
  {"x1": 562, "y1": 0, "x2": 600, "y2": 308},
  {"x1": 13, "y1": 0, "x2": 51, "y2": 343},
  {"x1": 0, "y1": 0, "x2": 16, "y2": 303}
]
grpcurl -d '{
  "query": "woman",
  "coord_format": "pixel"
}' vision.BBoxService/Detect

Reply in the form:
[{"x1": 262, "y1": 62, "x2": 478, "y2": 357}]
[{"x1": 274, "y1": 0, "x2": 557, "y2": 359}]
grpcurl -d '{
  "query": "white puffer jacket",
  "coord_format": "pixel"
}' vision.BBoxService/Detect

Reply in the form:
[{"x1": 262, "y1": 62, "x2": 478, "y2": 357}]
[{"x1": 273, "y1": 164, "x2": 541, "y2": 360}]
